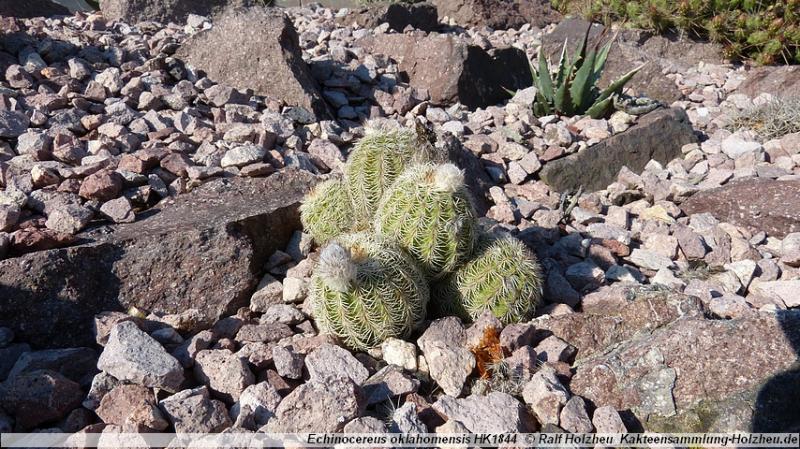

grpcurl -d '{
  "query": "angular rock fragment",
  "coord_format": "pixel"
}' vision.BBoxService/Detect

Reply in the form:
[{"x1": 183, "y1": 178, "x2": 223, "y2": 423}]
[
  {"x1": 97, "y1": 322, "x2": 184, "y2": 392},
  {"x1": 194, "y1": 349, "x2": 254, "y2": 403},
  {"x1": 158, "y1": 386, "x2": 232, "y2": 433},
  {"x1": 1, "y1": 369, "x2": 83, "y2": 430},
  {"x1": 177, "y1": 7, "x2": 332, "y2": 119},
  {"x1": 266, "y1": 377, "x2": 364, "y2": 433}
]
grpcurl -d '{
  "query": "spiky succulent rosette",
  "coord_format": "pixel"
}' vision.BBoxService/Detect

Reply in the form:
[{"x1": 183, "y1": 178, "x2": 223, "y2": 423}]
[
  {"x1": 344, "y1": 124, "x2": 429, "y2": 226},
  {"x1": 433, "y1": 233, "x2": 543, "y2": 324},
  {"x1": 375, "y1": 162, "x2": 477, "y2": 279},
  {"x1": 310, "y1": 232, "x2": 429, "y2": 351},
  {"x1": 300, "y1": 178, "x2": 355, "y2": 245}
]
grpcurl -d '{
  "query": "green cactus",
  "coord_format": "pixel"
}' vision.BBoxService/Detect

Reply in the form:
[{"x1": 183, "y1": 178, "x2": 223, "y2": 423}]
[
  {"x1": 345, "y1": 124, "x2": 434, "y2": 227},
  {"x1": 553, "y1": 0, "x2": 800, "y2": 65},
  {"x1": 309, "y1": 233, "x2": 429, "y2": 351},
  {"x1": 433, "y1": 233, "x2": 543, "y2": 325},
  {"x1": 375, "y1": 163, "x2": 477, "y2": 279},
  {"x1": 300, "y1": 178, "x2": 355, "y2": 245}
]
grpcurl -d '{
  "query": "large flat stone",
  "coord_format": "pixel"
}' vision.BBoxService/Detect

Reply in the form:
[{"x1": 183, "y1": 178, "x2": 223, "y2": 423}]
[
  {"x1": 680, "y1": 178, "x2": 800, "y2": 238},
  {"x1": 0, "y1": 0, "x2": 69, "y2": 17},
  {"x1": 340, "y1": 2, "x2": 439, "y2": 33},
  {"x1": 0, "y1": 170, "x2": 316, "y2": 348},
  {"x1": 539, "y1": 108, "x2": 697, "y2": 193},
  {"x1": 430, "y1": 0, "x2": 561, "y2": 30},
  {"x1": 99, "y1": 0, "x2": 250, "y2": 25},
  {"x1": 50, "y1": 0, "x2": 94, "y2": 13},
  {"x1": 274, "y1": 0, "x2": 357, "y2": 6},
  {"x1": 532, "y1": 285, "x2": 705, "y2": 361},
  {"x1": 736, "y1": 66, "x2": 800, "y2": 98},
  {"x1": 570, "y1": 311, "x2": 800, "y2": 432},
  {"x1": 433, "y1": 392, "x2": 532, "y2": 433}
]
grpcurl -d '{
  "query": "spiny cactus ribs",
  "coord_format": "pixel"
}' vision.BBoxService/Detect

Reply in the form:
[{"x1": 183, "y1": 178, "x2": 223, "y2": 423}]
[
  {"x1": 300, "y1": 178, "x2": 354, "y2": 245},
  {"x1": 345, "y1": 125, "x2": 422, "y2": 227},
  {"x1": 310, "y1": 232, "x2": 429, "y2": 351},
  {"x1": 375, "y1": 162, "x2": 478, "y2": 279},
  {"x1": 434, "y1": 233, "x2": 543, "y2": 324}
]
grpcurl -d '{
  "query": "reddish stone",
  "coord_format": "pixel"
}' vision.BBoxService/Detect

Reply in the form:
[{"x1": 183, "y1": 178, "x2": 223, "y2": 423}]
[
  {"x1": 57, "y1": 179, "x2": 83, "y2": 194},
  {"x1": 160, "y1": 153, "x2": 193, "y2": 177},
  {"x1": 240, "y1": 163, "x2": 275, "y2": 177},
  {"x1": 541, "y1": 146, "x2": 566, "y2": 161},
  {"x1": 2, "y1": 370, "x2": 83, "y2": 430},
  {"x1": 11, "y1": 228, "x2": 76, "y2": 255},
  {"x1": 1, "y1": 172, "x2": 316, "y2": 348},
  {"x1": 533, "y1": 285, "x2": 704, "y2": 360},
  {"x1": 95, "y1": 384, "x2": 168, "y2": 431},
  {"x1": 118, "y1": 154, "x2": 148, "y2": 174},
  {"x1": 598, "y1": 238, "x2": 631, "y2": 257},
  {"x1": 570, "y1": 313, "x2": 800, "y2": 429},
  {"x1": 79, "y1": 170, "x2": 124, "y2": 202}
]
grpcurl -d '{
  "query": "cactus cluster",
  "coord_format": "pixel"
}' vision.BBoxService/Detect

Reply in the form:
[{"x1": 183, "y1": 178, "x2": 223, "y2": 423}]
[
  {"x1": 300, "y1": 123, "x2": 543, "y2": 351},
  {"x1": 299, "y1": 179, "x2": 354, "y2": 245},
  {"x1": 301, "y1": 123, "x2": 421, "y2": 245},
  {"x1": 345, "y1": 126, "x2": 421, "y2": 227},
  {"x1": 552, "y1": 0, "x2": 800, "y2": 65},
  {"x1": 375, "y1": 163, "x2": 477, "y2": 279}
]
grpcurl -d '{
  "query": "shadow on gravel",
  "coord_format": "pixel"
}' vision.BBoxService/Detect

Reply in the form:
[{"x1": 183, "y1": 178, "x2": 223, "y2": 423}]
[{"x1": 751, "y1": 310, "x2": 800, "y2": 432}]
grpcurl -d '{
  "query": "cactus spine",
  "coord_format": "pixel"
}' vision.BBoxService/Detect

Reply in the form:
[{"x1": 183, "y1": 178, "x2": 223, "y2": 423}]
[
  {"x1": 310, "y1": 233, "x2": 429, "y2": 351},
  {"x1": 344, "y1": 125, "x2": 423, "y2": 226},
  {"x1": 300, "y1": 178, "x2": 356, "y2": 245},
  {"x1": 433, "y1": 233, "x2": 543, "y2": 324},
  {"x1": 375, "y1": 163, "x2": 477, "y2": 279}
]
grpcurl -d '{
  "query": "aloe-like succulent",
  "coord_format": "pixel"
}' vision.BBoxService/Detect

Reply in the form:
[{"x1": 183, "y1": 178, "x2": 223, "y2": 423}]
[
  {"x1": 530, "y1": 25, "x2": 644, "y2": 119},
  {"x1": 375, "y1": 163, "x2": 477, "y2": 279},
  {"x1": 345, "y1": 124, "x2": 431, "y2": 227},
  {"x1": 433, "y1": 233, "x2": 543, "y2": 325},
  {"x1": 309, "y1": 233, "x2": 429, "y2": 351},
  {"x1": 300, "y1": 178, "x2": 355, "y2": 245}
]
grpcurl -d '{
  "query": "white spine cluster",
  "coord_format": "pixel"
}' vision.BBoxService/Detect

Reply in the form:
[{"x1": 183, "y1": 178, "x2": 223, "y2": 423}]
[
  {"x1": 434, "y1": 163, "x2": 465, "y2": 193},
  {"x1": 317, "y1": 242, "x2": 357, "y2": 293},
  {"x1": 363, "y1": 118, "x2": 401, "y2": 135}
]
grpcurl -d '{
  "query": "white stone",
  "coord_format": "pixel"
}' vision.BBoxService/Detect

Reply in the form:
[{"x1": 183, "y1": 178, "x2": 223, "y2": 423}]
[
  {"x1": 721, "y1": 134, "x2": 762, "y2": 159},
  {"x1": 381, "y1": 338, "x2": 418, "y2": 371},
  {"x1": 282, "y1": 277, "x2": 308, "y2": 303}
]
